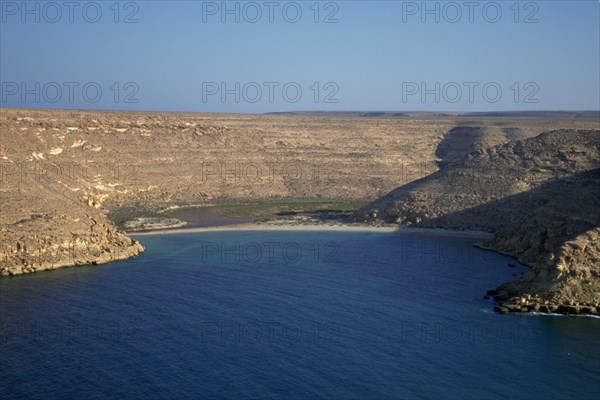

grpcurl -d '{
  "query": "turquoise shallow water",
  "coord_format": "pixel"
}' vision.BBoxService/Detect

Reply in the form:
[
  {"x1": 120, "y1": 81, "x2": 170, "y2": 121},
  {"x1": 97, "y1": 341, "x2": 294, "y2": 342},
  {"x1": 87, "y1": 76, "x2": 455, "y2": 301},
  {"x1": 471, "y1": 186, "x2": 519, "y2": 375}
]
[{"x1": 1, "y1": 230, "x2": 599, "y2": 399}]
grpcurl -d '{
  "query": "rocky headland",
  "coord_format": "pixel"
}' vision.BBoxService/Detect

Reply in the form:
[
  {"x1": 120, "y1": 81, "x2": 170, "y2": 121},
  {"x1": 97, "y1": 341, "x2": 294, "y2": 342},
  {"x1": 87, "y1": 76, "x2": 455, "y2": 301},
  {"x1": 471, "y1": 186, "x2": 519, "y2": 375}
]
[{"x1": 353, "y1": 129, "x2": 600, "y2": 315}]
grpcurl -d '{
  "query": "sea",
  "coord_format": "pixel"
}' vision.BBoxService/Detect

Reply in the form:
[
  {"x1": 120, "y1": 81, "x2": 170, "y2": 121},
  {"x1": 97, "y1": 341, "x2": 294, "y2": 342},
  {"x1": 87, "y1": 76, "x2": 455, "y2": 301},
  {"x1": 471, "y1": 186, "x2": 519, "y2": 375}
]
[{"x1": 1, "y1": 230, "x2": 599, "y2": 399}]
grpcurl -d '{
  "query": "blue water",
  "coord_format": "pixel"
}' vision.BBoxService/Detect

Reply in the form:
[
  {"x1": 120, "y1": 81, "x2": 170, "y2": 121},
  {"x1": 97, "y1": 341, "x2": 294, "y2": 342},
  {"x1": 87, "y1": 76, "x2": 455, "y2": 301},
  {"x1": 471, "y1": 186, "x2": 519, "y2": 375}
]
[{"x1": 1, "y1": 230, "x2": 599, "y2": 399}]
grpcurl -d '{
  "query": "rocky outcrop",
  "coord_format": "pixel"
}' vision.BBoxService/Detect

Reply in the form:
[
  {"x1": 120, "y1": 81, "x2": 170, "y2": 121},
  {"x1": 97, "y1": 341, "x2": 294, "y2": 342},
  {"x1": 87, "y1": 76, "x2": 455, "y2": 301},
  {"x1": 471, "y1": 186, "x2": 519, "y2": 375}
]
[
  {"x1": 489, "y1": 226, "x2": 600, "y2": 315},
  {"x1": 354, "y1": 129, "x2": 600, "y2": 315},
  {"x1": 0, "y1": 212, "x2": 144, "y2": 277}
]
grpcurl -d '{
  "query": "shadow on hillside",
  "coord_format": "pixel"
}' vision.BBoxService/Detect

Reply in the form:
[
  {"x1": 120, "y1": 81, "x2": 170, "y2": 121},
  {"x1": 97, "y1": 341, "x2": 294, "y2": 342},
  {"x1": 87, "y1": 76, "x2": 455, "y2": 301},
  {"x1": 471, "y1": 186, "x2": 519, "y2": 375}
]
[
  {"x1": 435, "y1": 126, "x2": 487, "y2": 166},
  {"x1": 418, "y1": 168, "x2": 600, "y2": 260}
]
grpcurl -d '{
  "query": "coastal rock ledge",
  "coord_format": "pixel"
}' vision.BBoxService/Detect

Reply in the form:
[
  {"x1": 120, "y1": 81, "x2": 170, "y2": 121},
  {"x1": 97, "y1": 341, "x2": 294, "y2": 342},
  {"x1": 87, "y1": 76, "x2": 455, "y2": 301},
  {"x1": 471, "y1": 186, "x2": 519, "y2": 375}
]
[
  {"x1": 487, "y1": 227, "x2": 600, "y2": 316},
  {"x1": 0, "y1": 215, "x2": 144, "y2": 276}
]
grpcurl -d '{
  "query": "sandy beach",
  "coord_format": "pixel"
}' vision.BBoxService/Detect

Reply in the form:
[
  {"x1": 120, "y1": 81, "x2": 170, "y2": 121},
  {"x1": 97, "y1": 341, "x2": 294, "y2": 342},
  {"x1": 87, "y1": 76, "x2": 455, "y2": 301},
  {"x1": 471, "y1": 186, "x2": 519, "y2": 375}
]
[{"x1": 129, "y1": 222, "x2": 494, "y2": 240}]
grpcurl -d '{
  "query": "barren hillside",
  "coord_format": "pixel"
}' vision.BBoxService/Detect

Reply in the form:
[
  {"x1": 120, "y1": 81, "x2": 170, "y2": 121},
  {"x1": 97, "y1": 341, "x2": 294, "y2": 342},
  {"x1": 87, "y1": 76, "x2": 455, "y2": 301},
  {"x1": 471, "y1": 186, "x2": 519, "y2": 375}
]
[{"x1": 1, "y1": 108, "x2": 597, "y2": 279}]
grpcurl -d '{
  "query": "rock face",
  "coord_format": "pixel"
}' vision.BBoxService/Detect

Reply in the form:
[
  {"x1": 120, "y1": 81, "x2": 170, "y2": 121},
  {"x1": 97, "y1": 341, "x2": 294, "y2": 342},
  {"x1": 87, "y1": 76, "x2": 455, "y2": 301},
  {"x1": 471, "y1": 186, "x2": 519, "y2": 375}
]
[
  {"x1": 1, "y1": 216, "x2": 144, "y2": 276},
  {"x1": 353, "y1": 129, "x2": 600, "y2": 315},
  {"x1": 0, "y1": 203, "x2": 144, "y2": 277}
]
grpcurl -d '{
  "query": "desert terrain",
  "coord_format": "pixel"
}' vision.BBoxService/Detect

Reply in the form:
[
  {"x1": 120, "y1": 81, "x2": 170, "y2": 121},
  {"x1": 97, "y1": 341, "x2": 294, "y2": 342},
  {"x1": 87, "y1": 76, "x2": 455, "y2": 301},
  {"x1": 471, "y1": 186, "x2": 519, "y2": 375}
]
[{"x1": 1, "y1": 108, "x2": 598, "y2": 314}]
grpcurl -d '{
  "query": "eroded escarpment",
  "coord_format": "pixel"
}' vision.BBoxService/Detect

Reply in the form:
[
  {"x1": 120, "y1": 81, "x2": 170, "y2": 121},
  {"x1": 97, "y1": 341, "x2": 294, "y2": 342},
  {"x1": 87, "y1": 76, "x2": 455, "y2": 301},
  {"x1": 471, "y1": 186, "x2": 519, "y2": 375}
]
[
  {"x1": 1, "y1": 108, "x2": 454, "y2": 275},
  {"x1": 1, "y1": 109, "x2": 597, "y2": 277},
  {"x1": 353, "y1": 129, "x2": 600, "y2": 315}
]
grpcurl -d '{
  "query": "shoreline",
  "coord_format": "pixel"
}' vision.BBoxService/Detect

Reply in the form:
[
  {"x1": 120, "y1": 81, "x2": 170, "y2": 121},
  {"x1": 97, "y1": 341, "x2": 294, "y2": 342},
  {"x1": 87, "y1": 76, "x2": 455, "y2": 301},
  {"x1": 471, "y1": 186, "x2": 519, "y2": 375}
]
[
  {"x1": 129, "y1": 222, "x2": 600, "y2": 318},
  {"x1": 128, "y1": 221, "x2": 494, "y2": 240}
]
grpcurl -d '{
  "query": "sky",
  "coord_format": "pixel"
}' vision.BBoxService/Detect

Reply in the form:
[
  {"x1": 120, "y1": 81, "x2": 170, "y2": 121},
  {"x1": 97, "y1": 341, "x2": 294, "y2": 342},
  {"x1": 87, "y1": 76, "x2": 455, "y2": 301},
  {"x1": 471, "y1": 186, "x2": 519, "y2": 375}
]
[{"x1": 1, "y1": 0, "x2": 599, "y2": 113}]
